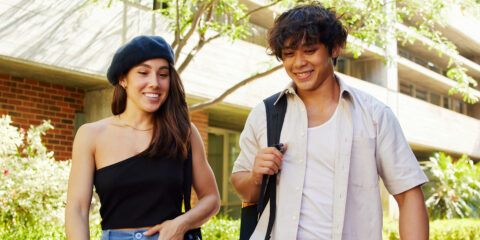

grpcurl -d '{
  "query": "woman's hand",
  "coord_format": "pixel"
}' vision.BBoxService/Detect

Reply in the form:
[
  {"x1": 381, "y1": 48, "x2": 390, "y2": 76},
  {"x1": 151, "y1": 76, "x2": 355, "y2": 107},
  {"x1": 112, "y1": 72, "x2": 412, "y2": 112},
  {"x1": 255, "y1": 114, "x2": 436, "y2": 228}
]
[{"x1": 143, "y1": 217, "x2": 188, "y2": 240}]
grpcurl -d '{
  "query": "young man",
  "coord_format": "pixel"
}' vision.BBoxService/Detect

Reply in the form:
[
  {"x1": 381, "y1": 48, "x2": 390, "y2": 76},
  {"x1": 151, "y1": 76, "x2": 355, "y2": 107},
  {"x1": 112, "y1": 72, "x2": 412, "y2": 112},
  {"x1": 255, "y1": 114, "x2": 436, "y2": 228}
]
[{"x1": 231, "y1": 3, "x2": 429, "y2": 240}]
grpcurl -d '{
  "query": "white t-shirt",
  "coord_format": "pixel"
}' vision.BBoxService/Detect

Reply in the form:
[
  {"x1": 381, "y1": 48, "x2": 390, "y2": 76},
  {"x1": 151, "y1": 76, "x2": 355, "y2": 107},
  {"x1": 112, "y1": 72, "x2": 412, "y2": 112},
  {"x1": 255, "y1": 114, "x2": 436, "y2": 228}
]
[{"x1": 297, "y1": 108, "x2": 338, "y2": 240}]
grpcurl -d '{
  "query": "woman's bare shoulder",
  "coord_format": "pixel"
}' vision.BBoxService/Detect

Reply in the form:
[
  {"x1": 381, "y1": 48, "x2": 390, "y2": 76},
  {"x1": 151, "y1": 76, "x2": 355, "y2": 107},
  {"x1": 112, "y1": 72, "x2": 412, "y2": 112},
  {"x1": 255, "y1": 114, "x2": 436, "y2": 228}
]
[
  {"x1": 72, "y1": 117, "x2": 118, "y2": 158},
  {"x1": 81, "y1": 117, "x2": 115, "y2": 130},
  {"x1": 75, "y1": 117, "x2": 115, "y2": 140}
]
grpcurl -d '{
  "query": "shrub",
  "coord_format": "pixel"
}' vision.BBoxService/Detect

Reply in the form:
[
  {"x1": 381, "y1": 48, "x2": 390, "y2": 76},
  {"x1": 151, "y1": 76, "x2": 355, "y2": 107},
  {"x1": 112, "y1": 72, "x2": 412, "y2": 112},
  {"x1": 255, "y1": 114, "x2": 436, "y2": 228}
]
[
  {"x1": 383, "y1": 218, "x2": 480, "y2": 240},
  {"x1": 0, "y1": 219, "x2": 102, "y2": 240},
  {"x1": 422, "y1": 152, "x2": 480, "y2": 219},
  {"x1": 201, "y1": 214, "x2": 240, "y2": 240},
  {"x1": 0, "y1": 115, "x2": 100, "y2": 238},
  {"x1": 382, "y1": 218, "x2": 400, "y2": 240},
  {"x1": 0, "y1": 115, "x2": 70, "y2": 226}
]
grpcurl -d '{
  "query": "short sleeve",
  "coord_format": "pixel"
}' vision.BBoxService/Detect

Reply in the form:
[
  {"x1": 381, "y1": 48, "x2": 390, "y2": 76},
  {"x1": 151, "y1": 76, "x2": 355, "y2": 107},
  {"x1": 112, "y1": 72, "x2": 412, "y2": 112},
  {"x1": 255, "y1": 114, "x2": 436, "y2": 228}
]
[
  {"x1": 375, "y1": 106, "x2": 428, "y2": 195},
  {"x1": 232, "y1": 103, "x2": 267, "y2": 173}
]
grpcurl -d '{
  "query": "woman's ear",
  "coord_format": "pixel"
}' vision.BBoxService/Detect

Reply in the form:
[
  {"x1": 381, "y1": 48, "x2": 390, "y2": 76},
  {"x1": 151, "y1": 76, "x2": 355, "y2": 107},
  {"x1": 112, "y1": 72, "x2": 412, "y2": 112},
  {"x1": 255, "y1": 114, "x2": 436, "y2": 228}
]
[{"x1": 119, "y1": 77, "x2": 127, "y2": 89}]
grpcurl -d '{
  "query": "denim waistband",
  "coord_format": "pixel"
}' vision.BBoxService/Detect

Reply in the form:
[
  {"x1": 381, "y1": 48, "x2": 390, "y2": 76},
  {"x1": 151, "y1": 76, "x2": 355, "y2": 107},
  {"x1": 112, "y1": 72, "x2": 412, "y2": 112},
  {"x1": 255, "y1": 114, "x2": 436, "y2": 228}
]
[{"x1": 101, "y1": 229, "x2": 159, "y2": 240}]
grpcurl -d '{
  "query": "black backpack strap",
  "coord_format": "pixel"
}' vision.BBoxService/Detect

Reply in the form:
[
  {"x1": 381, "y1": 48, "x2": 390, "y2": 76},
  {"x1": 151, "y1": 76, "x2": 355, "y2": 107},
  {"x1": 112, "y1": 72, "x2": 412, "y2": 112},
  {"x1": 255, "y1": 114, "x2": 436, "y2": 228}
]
[{"x1": 260, "y1": 92, "x2": 287, "y2": 239}]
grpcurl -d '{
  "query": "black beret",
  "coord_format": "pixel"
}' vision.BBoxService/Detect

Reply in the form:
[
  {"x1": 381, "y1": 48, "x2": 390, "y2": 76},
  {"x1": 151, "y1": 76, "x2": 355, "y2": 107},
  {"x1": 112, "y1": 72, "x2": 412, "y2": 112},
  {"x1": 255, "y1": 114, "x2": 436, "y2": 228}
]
[{"x1": 106, "y1": 35, "x2": 175, "y2": 85}]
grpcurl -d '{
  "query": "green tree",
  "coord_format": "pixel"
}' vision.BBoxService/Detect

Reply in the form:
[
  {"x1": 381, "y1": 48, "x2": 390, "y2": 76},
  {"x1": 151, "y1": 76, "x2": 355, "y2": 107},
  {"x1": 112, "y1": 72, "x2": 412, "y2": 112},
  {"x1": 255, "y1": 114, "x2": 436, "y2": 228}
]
[{"x1": 94, "y1": 0, "x2": 480, "y2": 111}]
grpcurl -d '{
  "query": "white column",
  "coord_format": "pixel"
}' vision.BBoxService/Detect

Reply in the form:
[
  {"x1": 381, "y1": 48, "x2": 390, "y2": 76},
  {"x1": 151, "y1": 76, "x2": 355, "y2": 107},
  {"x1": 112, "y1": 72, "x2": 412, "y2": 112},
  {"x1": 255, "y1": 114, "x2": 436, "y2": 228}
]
[
  {"x1": 384, "y1": 0, "x2": 398, "y2": 92},
  {"x1": 384, "y1": 0, "x2": 400, "y2": 221},
  {"x1": 122, "y1": 1, "x2": 128, "y2": 44}
]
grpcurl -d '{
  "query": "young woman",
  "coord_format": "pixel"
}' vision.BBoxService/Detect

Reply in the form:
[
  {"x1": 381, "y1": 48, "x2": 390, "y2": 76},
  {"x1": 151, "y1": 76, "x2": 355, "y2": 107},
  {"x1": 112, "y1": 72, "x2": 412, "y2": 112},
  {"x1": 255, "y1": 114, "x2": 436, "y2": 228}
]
[{"x1": 65, "y1": 35, "x2": 220, "y2": 240}]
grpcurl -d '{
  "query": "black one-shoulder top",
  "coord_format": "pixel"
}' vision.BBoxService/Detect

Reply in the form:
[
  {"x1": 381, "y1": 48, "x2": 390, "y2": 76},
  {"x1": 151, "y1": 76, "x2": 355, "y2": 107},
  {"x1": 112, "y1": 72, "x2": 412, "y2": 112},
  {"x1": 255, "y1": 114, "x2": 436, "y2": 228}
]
[{"x1": 94, "y1": 154, "x2": 184, "y2": 229}]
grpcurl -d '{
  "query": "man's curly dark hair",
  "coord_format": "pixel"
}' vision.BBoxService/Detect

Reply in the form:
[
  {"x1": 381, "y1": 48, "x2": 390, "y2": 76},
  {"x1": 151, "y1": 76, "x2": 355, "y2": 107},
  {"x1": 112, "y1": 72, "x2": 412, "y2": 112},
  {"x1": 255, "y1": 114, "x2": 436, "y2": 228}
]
[{"x1": 267, "y1": 3, "x2": 348, "y2": 65}]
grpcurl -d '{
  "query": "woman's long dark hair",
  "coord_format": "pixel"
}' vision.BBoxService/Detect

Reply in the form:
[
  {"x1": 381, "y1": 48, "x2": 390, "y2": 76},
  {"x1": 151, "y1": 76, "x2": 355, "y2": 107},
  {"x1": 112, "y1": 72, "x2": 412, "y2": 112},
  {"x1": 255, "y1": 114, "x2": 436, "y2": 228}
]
[{"x1": 111, "y1": 62, "x2": 191, "y2": 160}]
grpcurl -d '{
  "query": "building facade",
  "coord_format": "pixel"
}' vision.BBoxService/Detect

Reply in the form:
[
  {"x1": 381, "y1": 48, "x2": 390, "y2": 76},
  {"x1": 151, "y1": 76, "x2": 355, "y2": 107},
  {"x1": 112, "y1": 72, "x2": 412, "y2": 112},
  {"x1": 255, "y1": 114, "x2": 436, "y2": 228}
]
[{"x1": 1, "y1": 0, "x2": 479, "y2": 218}]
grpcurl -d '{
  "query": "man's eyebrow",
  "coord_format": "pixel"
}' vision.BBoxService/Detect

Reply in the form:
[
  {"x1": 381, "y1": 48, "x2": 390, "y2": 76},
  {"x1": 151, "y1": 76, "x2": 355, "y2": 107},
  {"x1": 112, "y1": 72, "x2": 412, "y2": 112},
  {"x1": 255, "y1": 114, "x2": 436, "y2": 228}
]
[
  {"x1": 282, "y1": 46, "x2": 296, "y2": 50},
  {"x1": 302, "y1": 43, "x2": 316, "y2": 47}
]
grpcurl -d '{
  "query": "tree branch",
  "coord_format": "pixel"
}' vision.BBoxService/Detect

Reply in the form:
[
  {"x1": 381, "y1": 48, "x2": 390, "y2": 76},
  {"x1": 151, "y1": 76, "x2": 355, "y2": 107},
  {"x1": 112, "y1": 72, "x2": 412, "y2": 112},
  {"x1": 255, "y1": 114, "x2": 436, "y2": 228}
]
[
  {"x1": 177, "y1": 33, "x2": 221, "y2": 74},
  {"x1": 175, "y1": 0, "x2": 216, "y2": 61},
  {"x1": 189, "y1": 64, "x2": 283, "y2": 112},
  {"x1": 178, "y1": 39, "x2": 204, "y2": 74},
  {"x1": 430, "y1": 29, "x2": 478, "y2": 103},
  {"x1": 172, "y1": 0, "x2": 181, "y2": 50},
  {"x1": 238, "y1": 0, "x2": 282, "y2": 22}
]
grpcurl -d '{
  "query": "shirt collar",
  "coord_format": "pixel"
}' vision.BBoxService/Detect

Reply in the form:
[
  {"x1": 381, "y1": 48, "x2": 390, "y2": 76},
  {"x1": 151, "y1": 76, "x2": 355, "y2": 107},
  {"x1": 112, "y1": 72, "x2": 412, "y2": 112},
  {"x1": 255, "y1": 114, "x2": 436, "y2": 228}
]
[{"x1": 273, "y1": 74, "x2": 354, "y2": 105}]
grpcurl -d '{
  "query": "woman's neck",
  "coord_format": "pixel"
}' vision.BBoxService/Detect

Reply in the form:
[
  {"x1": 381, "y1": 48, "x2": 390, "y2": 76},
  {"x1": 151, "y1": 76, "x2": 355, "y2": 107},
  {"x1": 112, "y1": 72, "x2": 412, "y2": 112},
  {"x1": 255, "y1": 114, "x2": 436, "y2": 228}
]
[{"x1": 116, "y1": 108, "x2": 154, "y2": 131}]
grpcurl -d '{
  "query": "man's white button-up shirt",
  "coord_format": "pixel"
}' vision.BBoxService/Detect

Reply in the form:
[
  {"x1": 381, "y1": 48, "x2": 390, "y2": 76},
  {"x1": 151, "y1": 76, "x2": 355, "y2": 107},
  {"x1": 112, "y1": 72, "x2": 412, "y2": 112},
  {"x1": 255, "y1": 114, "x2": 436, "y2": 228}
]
[{"x1": 232, "y1": 76, "x2": 428, "y2": 240}]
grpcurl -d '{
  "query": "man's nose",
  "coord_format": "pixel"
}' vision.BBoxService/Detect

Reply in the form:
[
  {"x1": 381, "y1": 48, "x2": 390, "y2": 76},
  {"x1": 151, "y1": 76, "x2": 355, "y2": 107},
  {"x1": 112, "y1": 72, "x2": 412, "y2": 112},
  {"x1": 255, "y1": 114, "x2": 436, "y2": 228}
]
[{"x1": 293, "y1": 53, "x2": 306, "y2": 67}]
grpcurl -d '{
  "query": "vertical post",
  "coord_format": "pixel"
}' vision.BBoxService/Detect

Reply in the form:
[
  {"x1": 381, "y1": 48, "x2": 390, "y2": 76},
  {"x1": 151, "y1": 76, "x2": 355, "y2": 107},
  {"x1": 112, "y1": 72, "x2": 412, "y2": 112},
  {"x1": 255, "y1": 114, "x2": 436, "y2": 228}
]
[
  {"x1": 222, "y1": 133, "x2": 229, "y2": 215},
  {"x1": 122, "y1": 1, "x2": 128, "y2": 44},
  {"x1": 152, "y1": 11, "x2": 156, "y2": 35},
  {"x1": 152, "y1": 0, "x2": 157, "y2": 35},
  {"x1": 384, "y1": 0, "x2": 398, "y2": 92},
  {"x1": 384, "y1": 0, "x2": 400, "y2": 221}
]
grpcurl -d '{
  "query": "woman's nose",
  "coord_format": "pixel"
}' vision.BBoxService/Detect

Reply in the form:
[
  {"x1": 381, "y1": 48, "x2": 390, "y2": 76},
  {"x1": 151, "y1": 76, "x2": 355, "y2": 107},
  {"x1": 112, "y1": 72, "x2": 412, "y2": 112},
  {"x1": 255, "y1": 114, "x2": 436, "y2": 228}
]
[{"x1": 148, "y1": 74, "x2": 160, "y2": 87}]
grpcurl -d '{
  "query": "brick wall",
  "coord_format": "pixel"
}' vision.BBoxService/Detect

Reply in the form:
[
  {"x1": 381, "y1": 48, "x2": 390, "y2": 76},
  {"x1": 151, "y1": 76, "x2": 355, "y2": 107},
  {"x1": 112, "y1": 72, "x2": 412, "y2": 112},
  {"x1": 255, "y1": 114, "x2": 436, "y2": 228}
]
[
  {"x1": 190, "y1": 110, "x2": 209, "y2": 153},
  {"x1": 189, "y1": 110, "x2": 209, "y2": 205},
  {"x1": 0, "y1": 74, "x2": 84, "y2": 161}
]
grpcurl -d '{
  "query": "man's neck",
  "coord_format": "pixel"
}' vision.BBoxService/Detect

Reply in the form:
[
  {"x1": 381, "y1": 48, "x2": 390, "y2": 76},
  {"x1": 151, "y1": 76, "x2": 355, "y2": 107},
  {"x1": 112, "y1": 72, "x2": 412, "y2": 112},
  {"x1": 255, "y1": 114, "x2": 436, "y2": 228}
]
[
  {"x1": 297, "y1": 74, "x2": 340, "y2": 107},
  {"x1": 297, "y1": 74, "x2": 340, "y2": 127}
]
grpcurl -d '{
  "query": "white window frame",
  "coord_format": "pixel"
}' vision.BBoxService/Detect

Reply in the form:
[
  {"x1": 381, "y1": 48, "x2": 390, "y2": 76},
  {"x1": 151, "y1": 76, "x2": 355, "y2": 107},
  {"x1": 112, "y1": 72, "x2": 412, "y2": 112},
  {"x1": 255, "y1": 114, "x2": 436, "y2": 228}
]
[{"x1": 208, "y1": 127, "x2": 242, "y2": 215}]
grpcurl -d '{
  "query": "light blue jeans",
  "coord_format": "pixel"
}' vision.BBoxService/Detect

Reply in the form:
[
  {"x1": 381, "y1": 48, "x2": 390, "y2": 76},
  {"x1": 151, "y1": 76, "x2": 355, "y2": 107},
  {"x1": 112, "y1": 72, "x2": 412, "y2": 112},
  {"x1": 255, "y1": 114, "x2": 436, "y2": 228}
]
[{"x1": 101, "y1": 229, "x2": 159, "y2": 240}]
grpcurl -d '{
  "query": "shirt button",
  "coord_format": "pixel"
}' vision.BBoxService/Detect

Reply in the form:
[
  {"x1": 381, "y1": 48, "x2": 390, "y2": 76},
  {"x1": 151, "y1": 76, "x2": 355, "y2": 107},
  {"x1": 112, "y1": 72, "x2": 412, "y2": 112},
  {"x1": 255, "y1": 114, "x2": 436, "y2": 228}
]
[
  {"x1": 296, "y1": 187, "x2": 300, "y2": 191},
  {"x1": 135, "y1": 232, "x2": 143, "y2": 239},
  {"x1": 292, "y1": 215, "x2": 296, "y2": 220},
  {"x1": 301, "y1": 132, "x2": 305, "y2": 136}
]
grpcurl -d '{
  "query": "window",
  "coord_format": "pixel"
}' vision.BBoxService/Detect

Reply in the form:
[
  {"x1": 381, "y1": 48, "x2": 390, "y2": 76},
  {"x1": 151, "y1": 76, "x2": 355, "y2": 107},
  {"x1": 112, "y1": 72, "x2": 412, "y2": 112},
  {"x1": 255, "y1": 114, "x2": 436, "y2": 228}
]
[
  {"x1": 429, "y1": 65, "x2": 442, "y2": 74},
  {"x1": 415, "y1": 88, "x2": 427, "y2": 101},
  {"x1": 398, "y1": 49, "x2": 410, "y2": 59},
  {"x1": 413, "y1": 56, "x2": 428, "y2": 67},
  {"x1": 398, "y1": 49, "x2": 448, "y2": 77},
  {"x1": 153, "y1": 0, "x2": 168, "y2": 10},
  {"x1": 336, "y1": 58, "x2": 347, "y2": 74},
  {"x1": 398, "y1": 81, "x2": 468, "y2": 116},
  {"x1": 400, "y1": 82, "x2": 413, "y2": 96},
  {"x1": 453, "y1": 99, "x2": 465, "y2": 114},
  {"x1": 443, "y1": 97, "x2": 451, "y2": 109},
  {"x1": 430, "y1": 93, "x2": 441, "y2": 106},
  {"x1": 208, "y1": 128, "x2": 242, "y2": 218}
]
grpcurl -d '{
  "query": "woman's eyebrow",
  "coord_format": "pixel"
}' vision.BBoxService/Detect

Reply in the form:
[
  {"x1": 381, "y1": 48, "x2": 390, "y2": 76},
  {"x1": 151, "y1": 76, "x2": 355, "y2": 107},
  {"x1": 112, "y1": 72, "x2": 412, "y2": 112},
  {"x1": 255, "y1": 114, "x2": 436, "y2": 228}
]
[
  {"x1": 159, "y1": 66, "x2": 169, "y2": 70},
  {"x1": 137, "y1": 63, "x2": 152, "y2": 69}
]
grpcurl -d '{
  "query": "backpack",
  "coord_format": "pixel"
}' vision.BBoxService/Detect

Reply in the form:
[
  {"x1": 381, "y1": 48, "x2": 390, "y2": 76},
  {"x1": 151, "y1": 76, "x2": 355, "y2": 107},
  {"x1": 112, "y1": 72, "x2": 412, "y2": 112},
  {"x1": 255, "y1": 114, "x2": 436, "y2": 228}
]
[{"x1": 239, "y1": 92, "x2": 287, "y2": 240}]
